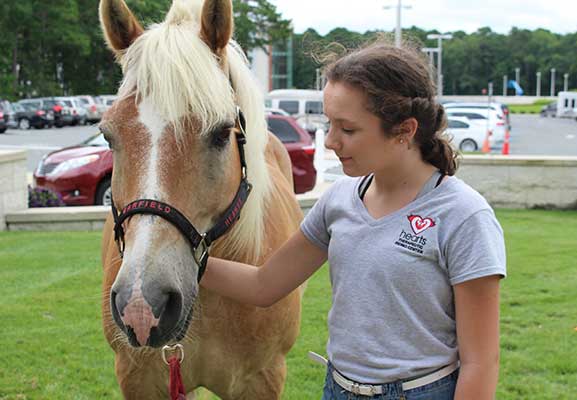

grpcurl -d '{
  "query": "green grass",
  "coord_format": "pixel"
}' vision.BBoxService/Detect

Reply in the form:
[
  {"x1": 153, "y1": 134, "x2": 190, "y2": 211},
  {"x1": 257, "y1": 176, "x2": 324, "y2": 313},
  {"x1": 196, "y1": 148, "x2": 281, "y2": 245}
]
[
  {"x1": 507, "y1": 99, "x2": 553, "y2": 114},
  {"x1": 1, "y1": 209, "x2": 576, "y2": 399}
]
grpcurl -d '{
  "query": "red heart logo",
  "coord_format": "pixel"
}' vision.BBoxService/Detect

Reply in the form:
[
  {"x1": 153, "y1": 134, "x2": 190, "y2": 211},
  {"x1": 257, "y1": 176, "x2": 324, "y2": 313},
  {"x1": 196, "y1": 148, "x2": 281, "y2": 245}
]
[{"x1": 408, "y1": 215, "x2": 436, "y2": 235}]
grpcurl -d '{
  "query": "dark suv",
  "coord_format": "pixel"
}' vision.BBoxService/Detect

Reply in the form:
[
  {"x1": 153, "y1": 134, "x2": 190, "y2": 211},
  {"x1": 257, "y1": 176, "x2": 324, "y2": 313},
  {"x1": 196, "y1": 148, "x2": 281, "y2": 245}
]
[{"x1": 14, "y1": 102, "x2": 55, "y2": 129}]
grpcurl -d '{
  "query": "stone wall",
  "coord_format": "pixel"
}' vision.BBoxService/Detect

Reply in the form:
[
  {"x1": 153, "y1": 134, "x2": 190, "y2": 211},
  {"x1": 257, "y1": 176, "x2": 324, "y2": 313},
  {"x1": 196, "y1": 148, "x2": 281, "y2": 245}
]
[
  {"x1": 457, "y1": 155, "x2": 577, "y2": 209},
  {"x1": 0, "y1": 150, "x2": 27, "y2": 230}
]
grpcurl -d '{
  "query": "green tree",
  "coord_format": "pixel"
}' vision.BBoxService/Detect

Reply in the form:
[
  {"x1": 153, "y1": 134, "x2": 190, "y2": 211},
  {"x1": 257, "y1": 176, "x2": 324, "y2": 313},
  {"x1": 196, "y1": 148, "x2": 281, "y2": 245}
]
[{"x1": 233, "y1": 0, "x2": 291, "y2": 53}]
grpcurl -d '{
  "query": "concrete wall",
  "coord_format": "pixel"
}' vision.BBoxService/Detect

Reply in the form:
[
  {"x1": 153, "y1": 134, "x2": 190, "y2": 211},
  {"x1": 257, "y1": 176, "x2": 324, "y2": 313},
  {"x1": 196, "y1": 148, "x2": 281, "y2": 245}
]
[
  {"x1": 0, "y1": 150, "x2": 27, "y2": 230},
  {"x1": 458, "y1": 155, "x2": 577, "y2": 209}
]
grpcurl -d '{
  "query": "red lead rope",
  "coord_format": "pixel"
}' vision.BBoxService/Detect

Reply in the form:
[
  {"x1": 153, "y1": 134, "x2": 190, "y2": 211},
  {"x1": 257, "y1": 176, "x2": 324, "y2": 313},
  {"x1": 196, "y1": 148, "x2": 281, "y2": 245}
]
[{"x1": 168, "y1": 355, "x2": 186, "y2": 400}]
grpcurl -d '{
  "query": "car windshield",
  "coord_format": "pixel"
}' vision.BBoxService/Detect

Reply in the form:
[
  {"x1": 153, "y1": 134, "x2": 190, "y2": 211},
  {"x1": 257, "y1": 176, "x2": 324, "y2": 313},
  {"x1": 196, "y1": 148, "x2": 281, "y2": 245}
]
[{"x1": 82, "y1": 133, "x2": 109, "y2": 147}]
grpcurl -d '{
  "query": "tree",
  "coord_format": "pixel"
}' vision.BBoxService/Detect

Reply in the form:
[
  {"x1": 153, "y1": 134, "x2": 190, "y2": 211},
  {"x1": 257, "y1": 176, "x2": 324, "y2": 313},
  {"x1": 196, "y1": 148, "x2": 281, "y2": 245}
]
[{"x1": 232, "y1": 0, "x2": 291, "y2": 53}]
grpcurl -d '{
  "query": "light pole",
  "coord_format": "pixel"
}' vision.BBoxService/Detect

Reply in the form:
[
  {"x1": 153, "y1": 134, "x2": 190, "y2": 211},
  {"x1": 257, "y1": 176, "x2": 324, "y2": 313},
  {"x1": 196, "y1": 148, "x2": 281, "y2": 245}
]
[
  {"x1": 383, "y1": 0, "x2": 412, "y2": 48},
  {"x1": 564, "y1": 73, "x2": 569, "y2": 92},
  {"x1": 550, "y1": 68, "x2": 556, "y2": 97},
  {"x1": 421, "y1": 47, "x2": 438, "y2": 82},
  {"x1": 427, "y1": 33, "x2": 452, "y2": 98},
  {"x1": 536, "y1": 72, "x2": 541, "y2": 97},
  {"x1": 503, "y1": 75, "x2": 508, "y2": 96},
  {"x1": 515, "y1": 67, "x2": 520, "y2": 95}
]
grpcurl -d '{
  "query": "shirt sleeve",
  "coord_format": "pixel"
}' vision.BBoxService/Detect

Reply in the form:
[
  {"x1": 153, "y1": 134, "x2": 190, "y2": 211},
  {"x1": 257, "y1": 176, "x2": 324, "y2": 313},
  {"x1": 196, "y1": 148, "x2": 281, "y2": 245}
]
[
  {"x1": 300, "y1": 184, "x2": 334, "y2": 251},
  {"x1": 445, "y1": 209, "x2": 507, "y2": 285}
]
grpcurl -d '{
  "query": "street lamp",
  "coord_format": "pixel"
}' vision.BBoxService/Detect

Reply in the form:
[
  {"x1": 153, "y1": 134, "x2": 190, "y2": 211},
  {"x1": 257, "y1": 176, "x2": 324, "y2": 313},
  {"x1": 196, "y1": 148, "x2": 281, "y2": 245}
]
[
  {"x1": 515, "y1": 67, "x2": 520, "y2": 95},
  {"x1": 421, "y1": 47, "x2": 438, "y2": 81},
  {"x1": 564, "y1": 73, "x2": 569, "y2": 92},
  {"x1": 427, "y1": 33, "x2": 453, "y2": 98},
  {"x1": 536, "y1": 72, "x2": 541, "y2": 97},
  {"x1": 383, "y1": 0, "x2": 412, "y2": 48},
  {"x1": 550, "y1": 68, "x2": 556, "y2": 97},
  {"x1": 503, "y1": 75, "x2": 508, "y2": 96}
]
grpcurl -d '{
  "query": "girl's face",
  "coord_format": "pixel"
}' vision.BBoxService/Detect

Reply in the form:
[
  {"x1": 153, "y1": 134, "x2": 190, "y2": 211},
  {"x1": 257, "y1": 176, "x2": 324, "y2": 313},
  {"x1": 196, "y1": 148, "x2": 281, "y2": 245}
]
[{"x1": 323, "y1": 81, "x2": 403, "y2": 177}]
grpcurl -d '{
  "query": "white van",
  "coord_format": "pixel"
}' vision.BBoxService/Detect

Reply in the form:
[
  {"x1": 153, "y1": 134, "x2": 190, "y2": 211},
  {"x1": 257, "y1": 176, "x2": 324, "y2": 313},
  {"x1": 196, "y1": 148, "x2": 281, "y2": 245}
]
[{"x1": 265, "y1": 89, "x2": 327, "y2": 133}]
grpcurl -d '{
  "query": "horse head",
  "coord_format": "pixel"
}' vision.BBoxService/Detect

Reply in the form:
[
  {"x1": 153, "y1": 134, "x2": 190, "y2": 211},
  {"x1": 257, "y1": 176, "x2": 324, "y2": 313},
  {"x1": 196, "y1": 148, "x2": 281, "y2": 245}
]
[{"x1": 99, "y1": 0, "x2": 269, "y2": 348}]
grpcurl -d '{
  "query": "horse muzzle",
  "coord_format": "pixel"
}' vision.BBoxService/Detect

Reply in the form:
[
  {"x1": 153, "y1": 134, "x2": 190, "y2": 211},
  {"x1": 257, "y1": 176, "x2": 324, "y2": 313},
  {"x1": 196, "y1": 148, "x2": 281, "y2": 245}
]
[{"x1": 110, "y1": 276, "x2": 195, "y2": 348}]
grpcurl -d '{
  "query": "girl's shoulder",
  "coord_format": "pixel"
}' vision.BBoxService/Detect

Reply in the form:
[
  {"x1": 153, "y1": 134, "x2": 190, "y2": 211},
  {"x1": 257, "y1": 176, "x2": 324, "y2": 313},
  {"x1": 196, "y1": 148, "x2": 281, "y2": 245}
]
[{"x1": 432, "y1": 176, "x2": 494, "y2": 217}]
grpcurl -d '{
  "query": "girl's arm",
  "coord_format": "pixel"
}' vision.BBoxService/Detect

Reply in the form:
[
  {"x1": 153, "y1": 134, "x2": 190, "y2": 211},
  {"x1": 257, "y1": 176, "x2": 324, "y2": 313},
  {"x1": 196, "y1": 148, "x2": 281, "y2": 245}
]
[
  {"x1": 201, "y1": 229, "x2": 328, "y2": 307},
  {"x1": 454, "y1": 275, "x2": 501, "y2": 400}
]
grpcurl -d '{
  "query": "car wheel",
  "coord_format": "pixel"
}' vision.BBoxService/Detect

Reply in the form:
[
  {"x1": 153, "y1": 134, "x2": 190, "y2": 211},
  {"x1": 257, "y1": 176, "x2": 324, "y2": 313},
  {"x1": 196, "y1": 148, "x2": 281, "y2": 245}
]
[
  {"x1": 0, "y1": 127, "x2": 6, "y2": 134},
  {"x1": 19, "y1": 118, "x2": 31, "y2": 130},
  {"x1": 459, "y1": 139, "x2": 478, "y2": 152},
  {"x1": 95, "y1": 177, "x2": 112, "y2": 206}
]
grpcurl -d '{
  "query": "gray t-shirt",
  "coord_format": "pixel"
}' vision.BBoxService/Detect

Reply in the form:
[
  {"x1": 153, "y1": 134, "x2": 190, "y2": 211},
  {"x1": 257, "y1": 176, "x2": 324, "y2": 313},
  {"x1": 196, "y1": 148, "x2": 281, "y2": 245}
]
[{"x1": 301, "y1": 175, "x2": 506, "y2": 383}]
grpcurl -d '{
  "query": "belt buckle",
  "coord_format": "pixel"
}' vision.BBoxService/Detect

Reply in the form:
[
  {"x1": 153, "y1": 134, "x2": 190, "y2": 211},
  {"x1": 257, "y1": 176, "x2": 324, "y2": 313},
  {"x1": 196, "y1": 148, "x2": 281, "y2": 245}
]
[{"x1": 350, "y1": 382, "x2": 361, "y2": 395}]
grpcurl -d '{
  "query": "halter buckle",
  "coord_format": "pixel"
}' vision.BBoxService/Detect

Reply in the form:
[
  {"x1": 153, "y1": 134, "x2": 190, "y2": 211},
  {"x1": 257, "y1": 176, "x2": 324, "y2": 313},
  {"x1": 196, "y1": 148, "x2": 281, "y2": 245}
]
[{"x1": 193, "y1": 233, "x2": 209, "y2": 268}]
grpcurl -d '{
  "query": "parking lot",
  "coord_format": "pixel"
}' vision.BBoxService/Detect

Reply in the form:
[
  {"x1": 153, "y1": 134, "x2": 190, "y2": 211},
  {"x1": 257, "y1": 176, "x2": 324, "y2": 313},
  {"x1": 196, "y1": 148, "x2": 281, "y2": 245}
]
[{"x1": 1, "y1": 114, "x2": 577, "y2": 175}]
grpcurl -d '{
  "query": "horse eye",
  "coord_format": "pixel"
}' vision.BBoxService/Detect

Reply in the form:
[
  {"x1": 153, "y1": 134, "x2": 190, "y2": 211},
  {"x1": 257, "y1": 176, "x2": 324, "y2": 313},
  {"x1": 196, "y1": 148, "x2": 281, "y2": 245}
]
[{"x1": 210, "y1": 125, "x2": 233, "y2": 149}]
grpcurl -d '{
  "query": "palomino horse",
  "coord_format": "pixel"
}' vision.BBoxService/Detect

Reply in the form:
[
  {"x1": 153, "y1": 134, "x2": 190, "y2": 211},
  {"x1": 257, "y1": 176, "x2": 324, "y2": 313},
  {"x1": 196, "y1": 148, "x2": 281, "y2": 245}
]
[{"x1": 99, "y1": 0, "x2": 303, "y2": 398}]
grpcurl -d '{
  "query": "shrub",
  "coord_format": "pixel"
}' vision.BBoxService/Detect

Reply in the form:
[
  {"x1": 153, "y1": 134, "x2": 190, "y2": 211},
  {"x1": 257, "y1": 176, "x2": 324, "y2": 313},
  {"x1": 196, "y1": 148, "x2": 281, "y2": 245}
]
[{"x1": 28, "y1": 186, "x2": 65, "y2": 208}]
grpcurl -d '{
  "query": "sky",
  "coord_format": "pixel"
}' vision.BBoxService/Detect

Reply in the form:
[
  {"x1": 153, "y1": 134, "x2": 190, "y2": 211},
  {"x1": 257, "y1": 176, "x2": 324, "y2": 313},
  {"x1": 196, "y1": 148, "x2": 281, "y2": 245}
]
[{"x1": 269, "y1": 0, "x2": 577, "y2": 36}]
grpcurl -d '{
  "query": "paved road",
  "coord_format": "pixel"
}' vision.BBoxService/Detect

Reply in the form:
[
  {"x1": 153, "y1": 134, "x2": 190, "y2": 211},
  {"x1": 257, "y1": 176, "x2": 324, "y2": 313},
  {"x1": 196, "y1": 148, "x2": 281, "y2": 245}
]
[
  {"x1": 1, "y1": 114, "x2": 576, "y2": 175},
  {"x1": 0, "y1": 124, "x2": 99, "y2": 172},
  {"x1": 508, "y1": 114, "x2": 577, "y2": 156}
]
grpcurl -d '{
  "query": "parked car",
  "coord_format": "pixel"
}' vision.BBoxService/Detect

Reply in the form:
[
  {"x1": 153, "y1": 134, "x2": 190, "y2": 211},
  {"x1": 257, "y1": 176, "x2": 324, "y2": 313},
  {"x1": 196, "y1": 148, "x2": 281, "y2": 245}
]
[
  {"x1": 444, "y1": 107, "x2": 505, "y2": 147},
  {"x1": 34, "y1": 115, "x2": 317, "y2": 206},
  {"x1": 444, "y1": 117, "x2": 494, "y2": 152},
  {"x1": 265, "y1": 89, "x2": 328, "y2": 134},
  {"x1": 267, "y1": 115, "x2": 317, "y2": 194},
  {"x1": 76, "y1": 95, "x2": 106, "y2": 123},
  {"x1": 540, "y1": 102, "x2": 557, "y2": 117},
  {"x1": 95, "y1": 95, "x2": 118, "y2": 110},
  {"x1": 20, "y1": 98, "x2": 73, "y2": 127},
  {"x1": 56, "y1": 97, "x2": 87, "y2": 126},
  {"x1": 13, "y1": 102, "x2": 55, "y2": 129},
  {"x1": 265, "y1": 89, "x2": 323, "y2": 116},
  {"x1": 34, "y1": 133, "x2": 113, "y2": 206},
  {"x1": 265, "y1": 107, "x2": 290, "y2": 116},
  {"x1": 444, "y1": 102, "x2": 511, "y2": 130},
  {"x1": 0, "y1": 108, "x2": 6, "y2": 133},
  {"x1": 0, "y1": 100, "x2": 19, "y2": 130}
]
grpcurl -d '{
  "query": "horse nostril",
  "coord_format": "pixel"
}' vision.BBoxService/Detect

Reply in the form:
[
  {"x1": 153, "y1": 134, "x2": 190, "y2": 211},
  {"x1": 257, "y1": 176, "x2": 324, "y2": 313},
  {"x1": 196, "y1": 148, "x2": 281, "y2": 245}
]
[
  {"x1": 159, "y1": 292, "x2": 182, "y2": 330},
  {"x1": 111, "y1": 288, "x2": 130, "y2": 316}
]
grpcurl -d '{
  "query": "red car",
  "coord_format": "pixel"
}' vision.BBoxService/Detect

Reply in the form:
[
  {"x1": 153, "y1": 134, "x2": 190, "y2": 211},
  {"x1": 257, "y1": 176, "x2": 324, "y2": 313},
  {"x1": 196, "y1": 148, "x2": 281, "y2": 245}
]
[{"x1": 34, "y1": 115, "x2": 316, "y2": 206}]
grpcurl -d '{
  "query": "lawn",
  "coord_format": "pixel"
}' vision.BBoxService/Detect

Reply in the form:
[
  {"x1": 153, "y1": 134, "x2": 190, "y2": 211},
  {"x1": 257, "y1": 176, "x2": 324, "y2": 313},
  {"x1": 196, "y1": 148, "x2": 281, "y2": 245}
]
[
  {"x1": 0, "y1": 209, "x2": 576, "y2": 399},
  {"x1": 507, "y1": 99, "x2": 553, "y2": 114}
]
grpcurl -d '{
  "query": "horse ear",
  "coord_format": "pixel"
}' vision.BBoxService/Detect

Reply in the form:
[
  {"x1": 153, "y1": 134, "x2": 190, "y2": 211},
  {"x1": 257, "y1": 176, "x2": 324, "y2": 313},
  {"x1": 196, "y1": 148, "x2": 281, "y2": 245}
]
[
  {"x1": 200, "y1": 0, "x2": 234, "y2": 55},
  {"x1": 99, "y1": 0, "x2": 144, "y2": 56}
]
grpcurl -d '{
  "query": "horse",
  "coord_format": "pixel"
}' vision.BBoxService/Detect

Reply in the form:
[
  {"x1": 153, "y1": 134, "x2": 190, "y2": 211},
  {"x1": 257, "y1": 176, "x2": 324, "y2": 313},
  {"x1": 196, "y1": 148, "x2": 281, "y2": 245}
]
[{"x1": 98, "y1": 0, "x2": 304, "y2": 398}]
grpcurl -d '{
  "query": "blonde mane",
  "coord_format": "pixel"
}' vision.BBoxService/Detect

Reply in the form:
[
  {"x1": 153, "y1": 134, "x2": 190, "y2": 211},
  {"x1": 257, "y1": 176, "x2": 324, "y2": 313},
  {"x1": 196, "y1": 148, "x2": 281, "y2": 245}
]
[{"x1": 117, "y1": 0, "x2": 271, "y2": 261}]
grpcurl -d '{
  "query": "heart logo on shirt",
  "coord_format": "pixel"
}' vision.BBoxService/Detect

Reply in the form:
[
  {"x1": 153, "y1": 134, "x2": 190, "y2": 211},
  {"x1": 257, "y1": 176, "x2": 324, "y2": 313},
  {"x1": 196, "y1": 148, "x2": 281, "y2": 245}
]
[{"x1": 408, "y1": 215, "x2": 436, "y2": 235}]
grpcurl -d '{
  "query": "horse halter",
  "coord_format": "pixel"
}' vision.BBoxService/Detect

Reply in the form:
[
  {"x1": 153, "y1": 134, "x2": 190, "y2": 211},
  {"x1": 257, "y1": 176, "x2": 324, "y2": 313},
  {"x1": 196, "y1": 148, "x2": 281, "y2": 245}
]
[{"x1": 110, "y1": 107, "x2": 253, "y2": 283}]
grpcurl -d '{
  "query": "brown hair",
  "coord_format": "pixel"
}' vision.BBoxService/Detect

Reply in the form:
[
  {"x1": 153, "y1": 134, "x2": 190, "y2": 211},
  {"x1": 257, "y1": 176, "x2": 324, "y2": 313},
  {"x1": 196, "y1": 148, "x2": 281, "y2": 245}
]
[{"x1": 323, "y1": 39, "x2": 458, "y2": 175}]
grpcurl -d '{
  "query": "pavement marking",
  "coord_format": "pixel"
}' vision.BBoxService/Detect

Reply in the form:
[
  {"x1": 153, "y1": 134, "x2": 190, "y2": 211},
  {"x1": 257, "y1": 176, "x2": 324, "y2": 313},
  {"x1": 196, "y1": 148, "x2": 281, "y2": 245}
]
[{"x1": 566, "y1": 134, "x2": 575, "y2": 139}]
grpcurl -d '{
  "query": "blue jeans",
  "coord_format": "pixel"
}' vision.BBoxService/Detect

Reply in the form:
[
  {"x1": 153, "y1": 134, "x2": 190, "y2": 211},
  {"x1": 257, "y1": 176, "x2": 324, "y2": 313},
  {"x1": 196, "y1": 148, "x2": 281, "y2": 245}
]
[{"x1": 321, "y1": 363, "x2": 458, "y2": 400}]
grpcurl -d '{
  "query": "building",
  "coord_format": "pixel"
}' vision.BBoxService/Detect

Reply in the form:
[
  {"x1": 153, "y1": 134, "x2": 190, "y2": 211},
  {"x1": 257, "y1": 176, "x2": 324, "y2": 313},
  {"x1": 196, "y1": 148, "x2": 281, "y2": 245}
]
[{"x1": 249, "y1": 36, "x2": 293, "y2": 94}]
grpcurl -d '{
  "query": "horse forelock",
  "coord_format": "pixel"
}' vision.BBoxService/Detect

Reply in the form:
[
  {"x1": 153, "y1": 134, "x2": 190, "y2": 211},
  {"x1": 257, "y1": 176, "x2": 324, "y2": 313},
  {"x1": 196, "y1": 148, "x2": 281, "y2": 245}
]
[{"x1": 116, "y1": 0, "x2": 271, "y2": 262}]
